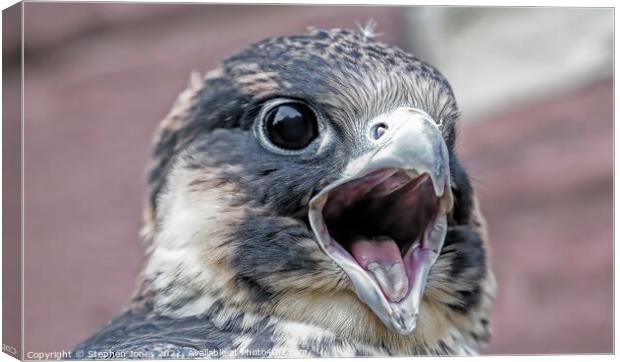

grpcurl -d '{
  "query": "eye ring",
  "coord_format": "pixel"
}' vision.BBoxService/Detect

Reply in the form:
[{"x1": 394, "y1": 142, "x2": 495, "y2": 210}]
[
  {"x1": 258, "y1": 99, "x2": 319, "y2": 152},
  {"x1": 370, "y1": 122, "x2": 388, "y2": 140}
]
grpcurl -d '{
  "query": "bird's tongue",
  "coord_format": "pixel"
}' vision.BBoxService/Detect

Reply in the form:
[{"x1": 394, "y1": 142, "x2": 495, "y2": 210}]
[{"x1": 349, "y1": 236, "x2": 409, "y2": 302}]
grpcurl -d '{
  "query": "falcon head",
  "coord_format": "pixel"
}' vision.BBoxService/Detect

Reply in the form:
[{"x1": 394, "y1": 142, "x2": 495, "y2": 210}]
[{"x1": 138, "y1": 28, "x2": 493, "y2": 353}]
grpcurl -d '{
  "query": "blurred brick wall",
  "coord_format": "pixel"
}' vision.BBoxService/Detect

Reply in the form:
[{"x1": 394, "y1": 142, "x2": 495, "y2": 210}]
[
  {"x1": 11, "y1": 3, "x2": 612, "y2": 355},
  {"x1": 463, "y1": 80, "x2": 613, "y2": 354},
  {"x1": 3, "y1": 3, "x2": 23, "y2": 358}
]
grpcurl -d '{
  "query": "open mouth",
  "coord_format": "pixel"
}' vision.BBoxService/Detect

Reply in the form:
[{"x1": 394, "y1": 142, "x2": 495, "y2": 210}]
[
  {"x1": 321, "y1": 169, "x2": 441, "y2": 303},
  {"x1": 307, "y1": 107, "x2": 453, "y2": 335},
  {"x1": 308, "y1": 166, "x2": 452, "y2": 335}
]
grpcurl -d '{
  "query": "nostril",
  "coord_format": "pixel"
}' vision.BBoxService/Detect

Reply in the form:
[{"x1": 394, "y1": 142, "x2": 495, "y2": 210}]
[{"x1": 371, "y1": 123, "x2": 388, "y2": 140}]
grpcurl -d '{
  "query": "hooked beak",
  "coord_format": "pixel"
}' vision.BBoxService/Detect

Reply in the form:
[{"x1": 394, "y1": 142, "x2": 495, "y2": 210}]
[{"x1": 308, "y1": 108, "x2": 453, "y2": 335}]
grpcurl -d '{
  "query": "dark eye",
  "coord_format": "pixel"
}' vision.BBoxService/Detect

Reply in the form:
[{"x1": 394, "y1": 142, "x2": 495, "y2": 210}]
[{"x1": 263, "y1": 102, "x2": 318, "y2": 150}]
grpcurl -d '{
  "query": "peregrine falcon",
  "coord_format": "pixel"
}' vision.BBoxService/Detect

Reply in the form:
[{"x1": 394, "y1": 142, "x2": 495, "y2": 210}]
[{"x1": 72, "y1": 27, "x2": 495, "y2": 358}]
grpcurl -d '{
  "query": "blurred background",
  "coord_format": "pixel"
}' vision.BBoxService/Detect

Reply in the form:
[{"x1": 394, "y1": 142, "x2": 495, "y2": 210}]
[{"x1": 5, "y1": 3, "x2": 612, "y2": 355}]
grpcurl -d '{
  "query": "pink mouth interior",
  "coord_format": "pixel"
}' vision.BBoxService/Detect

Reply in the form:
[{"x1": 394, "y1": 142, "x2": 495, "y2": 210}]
[{"x1": 322, "y1": 169, "x2": 440, "y2": 302}]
